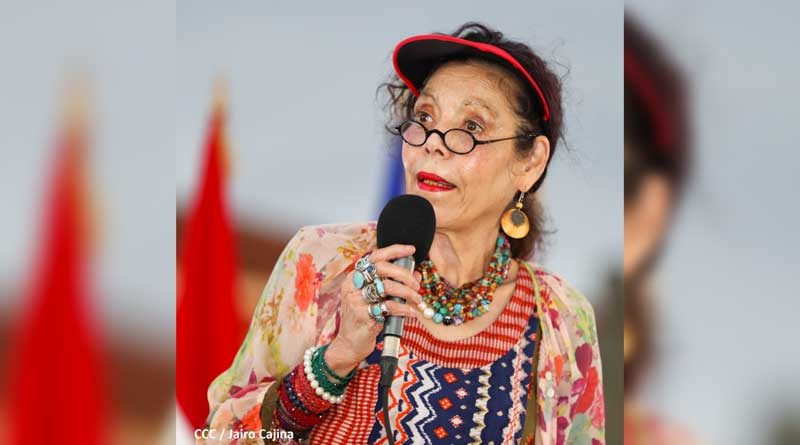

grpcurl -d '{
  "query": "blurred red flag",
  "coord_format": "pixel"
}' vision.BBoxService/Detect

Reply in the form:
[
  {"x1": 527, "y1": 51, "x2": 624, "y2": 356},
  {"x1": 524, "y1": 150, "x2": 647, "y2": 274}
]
[
  {"x1": 7, "y1": 96, "x2": 108, "y2": 444},
  {"x1": 176, "y1": 89, "x2": 241, "y2": 430}
]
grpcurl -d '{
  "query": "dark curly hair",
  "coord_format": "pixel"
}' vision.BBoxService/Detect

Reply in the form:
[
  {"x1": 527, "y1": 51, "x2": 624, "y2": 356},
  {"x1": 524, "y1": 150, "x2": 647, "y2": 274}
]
[
  {"x1": 625, "y1": 17, "x2": 690, "y2": 206},
  {"x1": 377, "y1": 22, "x2": 565, "y2": 260}
]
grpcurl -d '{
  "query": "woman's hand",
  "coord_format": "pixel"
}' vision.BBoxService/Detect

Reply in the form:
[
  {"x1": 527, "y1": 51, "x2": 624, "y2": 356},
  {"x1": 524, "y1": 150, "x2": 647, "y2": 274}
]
[{"x1": 324, "y1": 244, "x2": 423, "y2": 376}]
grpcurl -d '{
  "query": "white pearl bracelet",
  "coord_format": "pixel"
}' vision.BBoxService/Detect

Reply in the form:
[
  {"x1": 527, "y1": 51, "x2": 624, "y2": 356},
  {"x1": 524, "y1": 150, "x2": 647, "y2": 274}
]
[{"x1": 303, "y1": 346, "x2": 346, "y2": 404}]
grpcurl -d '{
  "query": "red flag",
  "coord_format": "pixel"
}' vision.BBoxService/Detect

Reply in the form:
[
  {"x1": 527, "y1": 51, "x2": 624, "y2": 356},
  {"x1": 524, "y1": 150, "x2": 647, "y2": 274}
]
[
  {"x1": 7, "y1": 97, "x2": 108, "y2": 444},
  {"x1": 176, "y1": 90, "x2": 241, "y2": 430}
]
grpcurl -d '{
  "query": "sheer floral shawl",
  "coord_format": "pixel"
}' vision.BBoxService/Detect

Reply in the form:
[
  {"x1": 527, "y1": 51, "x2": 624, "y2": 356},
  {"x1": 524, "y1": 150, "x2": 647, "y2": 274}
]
[{"x1": 198, "y1": 221, "x2": 605, "y2": 445}]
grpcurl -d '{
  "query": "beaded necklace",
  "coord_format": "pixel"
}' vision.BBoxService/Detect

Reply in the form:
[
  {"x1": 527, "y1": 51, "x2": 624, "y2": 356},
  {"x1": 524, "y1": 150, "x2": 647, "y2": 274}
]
[{"x1": 417, "y1": 234, "x2": 512, "y2": 325}]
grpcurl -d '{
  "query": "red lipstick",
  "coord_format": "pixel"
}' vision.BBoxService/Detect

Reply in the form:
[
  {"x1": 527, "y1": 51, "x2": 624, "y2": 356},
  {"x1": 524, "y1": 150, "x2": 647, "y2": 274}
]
[{"x1": 416, "y1": 171, "x2": 456, "y2": 192}]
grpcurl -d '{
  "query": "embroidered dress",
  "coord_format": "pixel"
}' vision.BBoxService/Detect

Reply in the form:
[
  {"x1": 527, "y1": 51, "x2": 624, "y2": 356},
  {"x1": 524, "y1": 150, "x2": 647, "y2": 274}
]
[
  {"x1": 197, "y1": 222, "x2": 605, "y2": 445},
  {"x1": 309, "y1": 263, "x2": 538, "y2": 444}
]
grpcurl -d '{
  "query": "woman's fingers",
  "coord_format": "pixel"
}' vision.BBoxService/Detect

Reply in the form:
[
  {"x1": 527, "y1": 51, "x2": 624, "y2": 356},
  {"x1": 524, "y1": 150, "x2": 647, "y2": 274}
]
[
  {"x1": 381, "y1": 279, "x2": 422, "y2": 305},
  {"x1": 381, "y1": 299, "x2": 418, "y2": 318},
  {"x1": 374, "y1": 261, "x2": 420, "y2": 291},
  {"x1": 349, "y1": 293, "x2": 417, "y2": 322},
  {"x1": 342, "y1": 261, "x2": 421, "y2": 327},
  {"x1": 368, "y1": 244, "x2": 415, "y2": 264},
  {"x1": 346, "y1": 291, "x2": 379, "y2": 323}
]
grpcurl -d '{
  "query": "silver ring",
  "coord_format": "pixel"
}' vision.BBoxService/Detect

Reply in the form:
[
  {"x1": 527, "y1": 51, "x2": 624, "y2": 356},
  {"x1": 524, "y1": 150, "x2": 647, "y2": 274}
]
[
  {"x1": 355, "y1": 255, "x2": 377, "y2": 284},
  {"x1": 361, "y1": 282, "x2": 381, "y2": 304},
  {"x1": 379, "y1": 301, "x2": 389, "y2": 318},
  {"x1": 368, "y1": 302, "x2": 385, "y2": 323}
]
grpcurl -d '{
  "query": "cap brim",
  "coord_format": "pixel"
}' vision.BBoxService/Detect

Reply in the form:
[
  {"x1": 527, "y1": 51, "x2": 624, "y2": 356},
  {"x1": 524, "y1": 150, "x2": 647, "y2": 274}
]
[{"x1": 392, "y1": 34, "x2": 550, "y2": 122}]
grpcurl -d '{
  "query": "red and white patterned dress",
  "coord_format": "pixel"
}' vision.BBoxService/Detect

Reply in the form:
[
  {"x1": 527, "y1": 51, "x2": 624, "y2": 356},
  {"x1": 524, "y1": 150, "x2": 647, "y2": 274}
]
[{"x1": 309, "y1": 264, "x2": 539, "y2": 444}]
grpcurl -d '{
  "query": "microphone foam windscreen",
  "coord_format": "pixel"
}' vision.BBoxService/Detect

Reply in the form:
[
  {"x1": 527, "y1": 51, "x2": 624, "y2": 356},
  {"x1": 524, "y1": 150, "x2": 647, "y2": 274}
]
[{"x1": 377, "y1": 194, "x2": 436, "y2": 263}]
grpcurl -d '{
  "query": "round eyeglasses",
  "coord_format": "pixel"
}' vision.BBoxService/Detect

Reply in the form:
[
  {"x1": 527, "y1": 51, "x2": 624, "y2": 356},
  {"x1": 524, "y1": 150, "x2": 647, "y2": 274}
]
[{"x1": 390, "y1": 120, "x2": 537, "y2": 155}]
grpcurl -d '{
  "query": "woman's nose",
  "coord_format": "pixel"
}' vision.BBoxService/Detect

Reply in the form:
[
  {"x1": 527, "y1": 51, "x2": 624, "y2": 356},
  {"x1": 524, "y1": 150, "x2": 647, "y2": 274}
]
[{"x1": 423, "y1": 129, "x2": 451, "y2": 158}]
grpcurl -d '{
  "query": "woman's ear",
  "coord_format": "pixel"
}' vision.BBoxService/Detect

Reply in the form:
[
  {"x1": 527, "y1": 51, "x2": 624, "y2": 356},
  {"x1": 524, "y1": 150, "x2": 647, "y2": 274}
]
[{"x1": 513, "y1": 135, "x2": 551, "y2": 190}]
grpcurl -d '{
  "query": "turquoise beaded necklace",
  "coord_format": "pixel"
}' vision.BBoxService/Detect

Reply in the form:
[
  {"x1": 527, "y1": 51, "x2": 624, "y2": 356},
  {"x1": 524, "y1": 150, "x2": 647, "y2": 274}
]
[{"x1": 417, "y1": 234, "x2": 512, "y2": 326}]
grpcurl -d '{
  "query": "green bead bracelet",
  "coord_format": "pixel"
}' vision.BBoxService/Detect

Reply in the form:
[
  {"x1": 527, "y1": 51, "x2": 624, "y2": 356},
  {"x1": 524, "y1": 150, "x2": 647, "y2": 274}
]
[
  {"x1": 311, "y1": 347, "x2": 350, "y2": 396},
  {"x1": 316, "y1": 343, "x2": 357, "y2": 383}
]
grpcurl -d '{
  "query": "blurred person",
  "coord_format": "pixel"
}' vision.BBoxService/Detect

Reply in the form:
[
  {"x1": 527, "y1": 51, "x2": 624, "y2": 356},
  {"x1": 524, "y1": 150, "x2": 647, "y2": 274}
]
[
  {"x1": 196, "y1": 23, "x2": 605, "y2": 444},
  {"x1": 622, "y1": 15, "x2": 699, "y2": 445}
]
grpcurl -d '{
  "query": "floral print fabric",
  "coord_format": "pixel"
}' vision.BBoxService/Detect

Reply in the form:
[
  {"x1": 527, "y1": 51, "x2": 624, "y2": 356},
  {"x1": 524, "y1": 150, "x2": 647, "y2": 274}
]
[{"x1": 197, "y1": 221, "x2": 604, "y2": 445}]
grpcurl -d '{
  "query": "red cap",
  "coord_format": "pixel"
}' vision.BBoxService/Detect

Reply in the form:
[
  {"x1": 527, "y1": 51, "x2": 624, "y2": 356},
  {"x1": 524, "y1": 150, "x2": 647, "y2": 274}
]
[{"x1": 392, "y1": 34, "x2": 551, "y2": 122}]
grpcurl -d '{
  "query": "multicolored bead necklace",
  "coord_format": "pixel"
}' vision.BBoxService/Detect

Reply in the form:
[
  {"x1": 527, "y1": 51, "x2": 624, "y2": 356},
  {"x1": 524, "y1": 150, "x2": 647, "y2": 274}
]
[{"x1": 417, "y1": 234, "x2": 512, "y2": 326}]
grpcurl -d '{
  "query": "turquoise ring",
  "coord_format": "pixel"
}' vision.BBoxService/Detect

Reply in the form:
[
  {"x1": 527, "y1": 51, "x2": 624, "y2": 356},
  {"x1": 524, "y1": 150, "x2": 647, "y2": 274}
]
[
  {"x1": 368, "y1": 303, "x2": 386, "y2": 323},
  {"x1": 372, "y1": 276, "x2": 385, "y2": 298},
  {"x1": 353, "y1": 255, "x2": 377, "y2": 289}
]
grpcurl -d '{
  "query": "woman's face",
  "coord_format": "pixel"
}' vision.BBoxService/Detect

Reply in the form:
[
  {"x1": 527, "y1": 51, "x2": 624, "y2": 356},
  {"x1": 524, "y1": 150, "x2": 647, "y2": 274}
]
[
  {"x1": 402, "y1": 60, "x2": 549, "y2": 233},
  {"x1": 623, "y1": 140, "x2": 674, "y2": 279}
]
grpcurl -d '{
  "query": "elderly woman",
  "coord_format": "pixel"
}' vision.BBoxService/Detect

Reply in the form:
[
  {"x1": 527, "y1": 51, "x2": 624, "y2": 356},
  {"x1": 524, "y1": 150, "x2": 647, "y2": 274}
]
[
  {"x1": 622, "y1": 17, "x2": 698, "y2": 445},
  {"x1": 200, "y1": 22, "x2": 605, "y2": 445}
]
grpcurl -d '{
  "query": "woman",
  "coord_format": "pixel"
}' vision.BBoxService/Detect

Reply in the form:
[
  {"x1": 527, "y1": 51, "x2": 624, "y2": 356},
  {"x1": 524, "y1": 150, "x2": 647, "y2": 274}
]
[
  {"x1": 199, "y1": 22, "x2": 605, "y2": 445},
  {"x1": 622, "y1": 16, "x2": 699, "y2": 445}
]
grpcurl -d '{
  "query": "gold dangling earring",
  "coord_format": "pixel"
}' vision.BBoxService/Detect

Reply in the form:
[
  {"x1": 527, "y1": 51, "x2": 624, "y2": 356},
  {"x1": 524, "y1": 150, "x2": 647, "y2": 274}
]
[{"x1": 501, "y1": 191, "x2": 530, "y2": 239}]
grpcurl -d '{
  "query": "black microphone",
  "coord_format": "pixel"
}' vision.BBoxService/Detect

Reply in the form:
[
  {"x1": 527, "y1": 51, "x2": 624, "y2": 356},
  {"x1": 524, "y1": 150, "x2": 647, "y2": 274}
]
[{"x1": 376, "y1": 194, "x2": 435, "y2": 444}]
